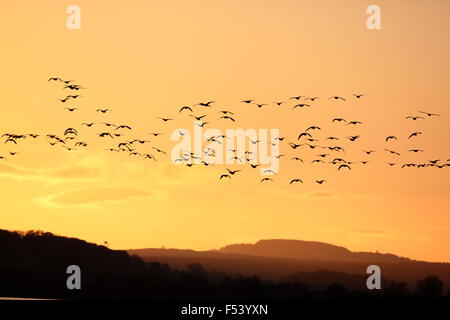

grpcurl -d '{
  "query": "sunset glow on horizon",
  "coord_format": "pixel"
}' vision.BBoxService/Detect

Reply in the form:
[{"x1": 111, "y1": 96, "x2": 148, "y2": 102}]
[{"x1": 1, "y1": 0, "x2": 449, "y2": 263}]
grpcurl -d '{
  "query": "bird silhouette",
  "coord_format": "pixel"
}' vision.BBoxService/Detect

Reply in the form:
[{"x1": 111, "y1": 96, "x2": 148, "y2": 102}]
[
  {"x1": 226, "y1": 168, "x2": 241, "y2": 175},
  {"x1": 406, "y1": 116, "x2": 424, "y2": 120},
  {"x1": 196, "y1": 101, "x2": 215, "y2": 107},
  {"x1": 329, "y1": 96, "x2": 346, "y2": 101},
  {"x1": 179, "y1": 106, "x2": 193, "y2": 113},
  {"x1": 157, "y1": 117, "x2": 174, "y2": 122},
  {"x1": 293, "y1": 103, "x2": 311, "y2": 109},
  {"x1": 419, "y1": 111, "x2": 440, "y2": 117},
  {"x1": 219, "y1": 116, "x2": 235, "y2": 121},
  {"x1": 338, "y1": 164, "x2": 351, "y2": 171},
  {"x1": 408, "y1": 132, "x2": 422, "y2": 139},
  {"x1": 385, "y1": 136, "x2": 398, "y2": 142}
]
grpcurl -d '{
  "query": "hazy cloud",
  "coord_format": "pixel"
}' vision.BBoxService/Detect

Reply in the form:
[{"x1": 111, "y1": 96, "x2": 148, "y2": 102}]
[
  {"x1": 0, "y1": 162, "x2": 101, "y2": 183},
  {"x1": 35, "y1": 186, "x2": 158, "y2": 208}
]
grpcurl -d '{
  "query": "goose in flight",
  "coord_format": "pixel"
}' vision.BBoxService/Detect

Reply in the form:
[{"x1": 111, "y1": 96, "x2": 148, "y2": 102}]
[
  {"x1": 305, "y1": 143, "x2": 319, "y2": 149},
  {"x1": 196, "y1": 101, "x2": 215, "y2": 107},
  {"x1": 385, "y1": 136, "x2": 398, "y2": 142},
  {"x1": 98, "y1": 132, "x2": 113, "y2": 138},
  {"x1": 195, "y1": 122, "x2": 209, "y2": 127},
  {"x1": 260, "y1": 177, "x2": 274, "y2": 182},
  {"x1": 292, "y1": 157, "x2": 303, "y2": 162},
  {"x1": 115, "y1": 125, "x2": 132, "y2": 130},
  {"x1": 329, "y1": 96, "x2": 346, "y2": 101},
  {"x1": 218, "y1": 110, "x2": 234, "y2": 115},
  {"x1": 297, "y1": 132, "x2": 312, "y2": 140},
  {"x1": 143, "y1": 154, "x2": 156, "y2": 161},
  {"x1": 385, "y1": 149, "x2": 400, "y2": 156},
  {"x1": 67, "y1": 95, "x2": 82, "y2": 99},
  {"x1": 408, "y1": 149, "x2": 423, "y2": 153},
  {"x1": 254, "y1": 103, "x2": 268, "y2": 108},
  {"x1": 305, "y1": 97, "x2": 320, "y2": 101},
  {"x1": 157, "y1": 117, "x2": 174, "y2": 122},
  {"x1": 363, "y1": 150, "x2": 376, "y2": 155},
  {"x1": 219, "y1": 116, "x2": 235, "y2": 121},
  {"x1": 220, "y1": 174, "x2": 231, "y2": 180},
  {"x1": 97, "y1": 109, "x2": 111, "y2": 113},
  {"x1": 290, "y1": 96, "x2": 303, "y2": 100},
  {"x1": 64, "y1": 84, "x2": 84, "y2": 90},
  {"x1": 332, "y1": 118, "x2": 346, "y2": 123},
  {"x1": 64, "y1": 107, "x2": 78, "y2": 112},
  {"x1": 152, "y1": 147, "x2": 167, "y2": 154},
  {"x1": 5, "y1": 138, "x2": 17, "y2": 144},
  {"x1": 406, "y1": 116, "x2": 424, "y2": 120},
  {"x1": 64, "y1": 128, "x2": 78, "y2": 136},
  {"x1": 352, "y1": 94, "x2": 366, "y2": 99},
  {"x1": 179, "y1": 106, "x2": 193, "y2": 113},
  {"x1": 74, "y1": 142, "x2": 87, "y2": 147},
  {"x1": 293, "y1": 103, "x2": 311, "y2": 109},
  {"x1": 226, "y1": 168, "x2": 241, "y2": 175},
  {"x1": 130, "y1": 139, "x2": 150, "y2": 145},
  {"x1": 288, "y1": 143, "x2": 302, "y2": 149},
  {"x1": 408, "y1": 132, "x2": 422, "y2": 139},
  {"x1": 81, "y1": 122, "x2": 95, "y2": 127},
  {"x1": 419, "y1": 111, "x2": 440, "y2": 117},
  {"x1": 241, "y1": 100, "x2": 254, "y2": 104},
  {"x1": 290, "y1": 179, "x2": 303, "y2": 184},
  {"x1": 316, "y1": 180, "x2": 327, "y2": 184},
  {"x1": 347, "y1": 135, "x2": 360, "y2": 141},
  {"x1": 190, "y1": 114, "x2": 207, "y2": 121},
  {"x1": 338, "y1": 164, "x2": 351, "y2": 171},
  {"x1": 347, "y1": 121, "x2": 362, "y2": 125},
  {"x1": 305, "y1": 126, "x2": 321, "y2": 131}
]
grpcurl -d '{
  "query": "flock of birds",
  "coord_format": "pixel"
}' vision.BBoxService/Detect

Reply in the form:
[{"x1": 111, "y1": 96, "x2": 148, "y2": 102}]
[{"x1": 0, "y1": 77, "x2": 448, "y2": 186}]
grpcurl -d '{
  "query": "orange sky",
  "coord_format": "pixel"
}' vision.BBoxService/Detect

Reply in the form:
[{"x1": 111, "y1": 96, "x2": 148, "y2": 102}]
[{"x1": 0, "y1": 0, "x2": 449, "y2": 262}]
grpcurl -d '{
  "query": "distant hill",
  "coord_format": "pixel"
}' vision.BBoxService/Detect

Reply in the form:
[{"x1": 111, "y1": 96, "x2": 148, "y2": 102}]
[
  {"x1": 1, "y1": 229, "x2": 449, "y2": 299},
  {"x1": 128, "y1": 239, "x2": 450, "y2": 287},
  {"x1": 218, "y1": 239, "x2": 406, "y2": 263}
]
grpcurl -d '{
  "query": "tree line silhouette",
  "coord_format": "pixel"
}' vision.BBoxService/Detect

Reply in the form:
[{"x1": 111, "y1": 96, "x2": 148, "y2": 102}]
[{"x1": 0, "y1": 229, "x2": 448, "y2": 300}]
